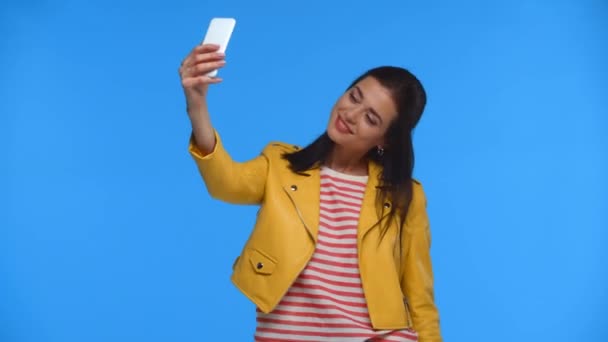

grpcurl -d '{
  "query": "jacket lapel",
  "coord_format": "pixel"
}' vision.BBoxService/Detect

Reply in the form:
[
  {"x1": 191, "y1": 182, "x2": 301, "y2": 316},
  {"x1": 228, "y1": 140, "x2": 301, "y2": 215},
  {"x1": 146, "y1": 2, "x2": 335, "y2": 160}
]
[
  {"x1": 282, "y1": 167, "x2": 321, "y2": 242},
  {"x1": 282, "y1": 160, "x2": 390, "y2": 244},
  {"x1": 358, "y1": 161, "x2": 392, "y2": 242}
]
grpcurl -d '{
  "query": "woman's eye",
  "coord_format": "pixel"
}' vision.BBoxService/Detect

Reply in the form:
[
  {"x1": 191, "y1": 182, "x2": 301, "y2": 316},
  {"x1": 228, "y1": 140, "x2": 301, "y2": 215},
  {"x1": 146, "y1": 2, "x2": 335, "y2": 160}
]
[
  {"x1": 349, "y1": 91, "x2": 358, "y2": 103},
  {"x1": 366, "y1": 115, "x2": 378, "y2": 126}
]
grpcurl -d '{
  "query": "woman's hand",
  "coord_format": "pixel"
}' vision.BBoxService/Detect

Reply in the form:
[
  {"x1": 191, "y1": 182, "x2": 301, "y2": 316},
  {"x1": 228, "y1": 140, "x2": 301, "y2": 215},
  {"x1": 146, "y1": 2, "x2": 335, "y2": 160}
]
[
  {"x1": 178, "y1": 43, "x2": 226, "y2": 154},
  {"x1": 178, "y1": 44, "x2": 226, "y2": 112}
]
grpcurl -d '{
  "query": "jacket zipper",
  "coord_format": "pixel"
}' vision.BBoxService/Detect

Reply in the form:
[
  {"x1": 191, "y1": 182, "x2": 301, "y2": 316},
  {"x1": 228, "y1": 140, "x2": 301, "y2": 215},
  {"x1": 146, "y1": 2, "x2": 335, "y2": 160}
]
[
  {"x1": 282, "y1": 187, "x2": 316, "y2": 242},
  {"x1": 278, "y1": 187, "x2": 316, "y2": 302}
]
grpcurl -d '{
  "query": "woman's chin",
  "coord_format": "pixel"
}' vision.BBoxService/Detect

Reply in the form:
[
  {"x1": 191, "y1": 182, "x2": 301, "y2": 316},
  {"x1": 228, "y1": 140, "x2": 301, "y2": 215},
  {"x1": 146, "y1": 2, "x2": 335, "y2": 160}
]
[{"x1": 326, "y1": 127, "x2": 341, "y2": 144}]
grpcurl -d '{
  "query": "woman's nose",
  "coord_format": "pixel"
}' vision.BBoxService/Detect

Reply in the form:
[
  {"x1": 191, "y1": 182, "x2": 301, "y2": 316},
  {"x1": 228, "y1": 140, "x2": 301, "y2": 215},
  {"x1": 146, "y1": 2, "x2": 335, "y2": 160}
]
[{"x1": 343, "y1": 110, "x2": 359, "y2": 124}]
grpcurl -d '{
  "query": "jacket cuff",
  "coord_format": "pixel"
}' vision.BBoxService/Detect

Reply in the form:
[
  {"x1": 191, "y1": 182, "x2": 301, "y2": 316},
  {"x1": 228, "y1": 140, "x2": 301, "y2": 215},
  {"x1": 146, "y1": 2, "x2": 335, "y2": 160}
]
[{"x1": 188, "y1": 130, "x2": 221, "y2": 161}]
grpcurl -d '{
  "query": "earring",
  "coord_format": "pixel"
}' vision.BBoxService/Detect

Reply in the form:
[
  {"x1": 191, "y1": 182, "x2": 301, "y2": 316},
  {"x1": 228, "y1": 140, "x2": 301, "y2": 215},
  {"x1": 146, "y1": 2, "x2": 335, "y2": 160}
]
[{"x1": 376, "y1": 146, "x2": 384, "y2": 157}]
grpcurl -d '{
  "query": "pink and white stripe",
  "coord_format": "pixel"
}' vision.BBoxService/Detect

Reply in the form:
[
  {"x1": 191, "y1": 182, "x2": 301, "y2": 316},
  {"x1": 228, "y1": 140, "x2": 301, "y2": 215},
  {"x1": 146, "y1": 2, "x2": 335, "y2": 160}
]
[{"x1": 254, "y1": 167, "x2": 418, "y2": 342}]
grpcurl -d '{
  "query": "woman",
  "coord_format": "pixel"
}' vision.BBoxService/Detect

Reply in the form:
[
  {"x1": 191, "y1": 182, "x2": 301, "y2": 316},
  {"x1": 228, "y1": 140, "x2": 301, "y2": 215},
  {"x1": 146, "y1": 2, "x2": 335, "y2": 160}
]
[{"x1": 178, "y1": 44, "x2": 442, "y2": 342}]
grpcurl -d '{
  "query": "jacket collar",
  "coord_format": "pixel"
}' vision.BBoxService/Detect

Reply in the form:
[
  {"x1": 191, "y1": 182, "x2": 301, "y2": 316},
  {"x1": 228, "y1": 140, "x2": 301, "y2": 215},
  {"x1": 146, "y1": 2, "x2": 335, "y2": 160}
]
[
  {"x1": 358, "y1": 160, "x2": 392, "y2": 241},
  {"x1": 282, "y1": 159, "x2": 391, "y2": 243}
]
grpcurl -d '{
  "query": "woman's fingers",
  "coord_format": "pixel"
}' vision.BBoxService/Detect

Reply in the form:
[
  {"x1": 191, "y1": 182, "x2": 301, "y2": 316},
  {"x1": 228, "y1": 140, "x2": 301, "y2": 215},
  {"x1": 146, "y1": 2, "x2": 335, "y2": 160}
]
[
  {"x1": 191, "y1": 50, "x2": 225, "y2": 65},
  {"x1": 197, "y1": 43, "x2": 221, "y2": 53},
  {"x1": 182, "y1": 44, "x2": 219, "y2": 64},
  {"x1": 181, "y1": 44, "x2": 223, "y2": 68},
  {"x1": 181, "y1": 60, "x2": 226, "y2": 79},
  {"x1": 178, "y1": 44, "x2": 226, "y2": 96},
  {"x1": 181, "y1": 75, "x2": 223, "y2": 88}
]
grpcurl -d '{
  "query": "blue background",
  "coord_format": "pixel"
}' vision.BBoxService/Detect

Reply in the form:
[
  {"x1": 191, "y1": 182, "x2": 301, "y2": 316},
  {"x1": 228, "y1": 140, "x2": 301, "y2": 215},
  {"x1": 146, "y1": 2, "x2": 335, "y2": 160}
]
[{"x1": 2, "y1": 0, "x2": 607, "y2": 341}]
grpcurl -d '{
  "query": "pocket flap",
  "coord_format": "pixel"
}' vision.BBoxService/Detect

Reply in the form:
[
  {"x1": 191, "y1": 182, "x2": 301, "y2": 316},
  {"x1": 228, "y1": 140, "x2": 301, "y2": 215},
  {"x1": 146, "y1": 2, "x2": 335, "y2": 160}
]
[{"x1": 248, "y1": 249, "x2": 277, "y2": 275}]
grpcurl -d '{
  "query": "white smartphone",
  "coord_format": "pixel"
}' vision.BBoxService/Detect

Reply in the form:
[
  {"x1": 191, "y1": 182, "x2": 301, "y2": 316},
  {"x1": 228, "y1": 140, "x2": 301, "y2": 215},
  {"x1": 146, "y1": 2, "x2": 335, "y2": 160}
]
[{"x1": 201, "y1": 17, "x2": 236, "y2": 77}]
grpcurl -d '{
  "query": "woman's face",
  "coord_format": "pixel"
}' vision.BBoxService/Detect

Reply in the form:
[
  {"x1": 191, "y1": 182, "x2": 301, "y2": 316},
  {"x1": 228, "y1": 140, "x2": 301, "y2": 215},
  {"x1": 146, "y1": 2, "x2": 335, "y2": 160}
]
[{"x1": 326, "y1": 76, "x2": 398, "y2": 156}]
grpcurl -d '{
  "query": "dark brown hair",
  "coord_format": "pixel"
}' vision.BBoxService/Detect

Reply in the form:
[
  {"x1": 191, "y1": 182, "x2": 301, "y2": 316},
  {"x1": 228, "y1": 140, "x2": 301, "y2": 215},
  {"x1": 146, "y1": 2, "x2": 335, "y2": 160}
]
[{"x1": 282, "y1": 66, "x2": 427, "y2": 241}]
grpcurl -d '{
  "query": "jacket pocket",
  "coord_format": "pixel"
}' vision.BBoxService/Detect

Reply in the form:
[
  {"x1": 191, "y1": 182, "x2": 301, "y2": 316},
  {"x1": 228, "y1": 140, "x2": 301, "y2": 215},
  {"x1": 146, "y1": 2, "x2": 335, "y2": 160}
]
[{"x1": 248, "y1": 249, "x2": 277, "y2": 275}]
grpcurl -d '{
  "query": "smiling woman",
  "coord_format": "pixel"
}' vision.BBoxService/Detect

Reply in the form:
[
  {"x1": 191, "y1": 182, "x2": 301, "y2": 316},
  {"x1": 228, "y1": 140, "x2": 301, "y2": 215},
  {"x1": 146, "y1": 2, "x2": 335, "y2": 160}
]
[{"x1": 179, "y1": 43, "x2": 441, "y2": 342}]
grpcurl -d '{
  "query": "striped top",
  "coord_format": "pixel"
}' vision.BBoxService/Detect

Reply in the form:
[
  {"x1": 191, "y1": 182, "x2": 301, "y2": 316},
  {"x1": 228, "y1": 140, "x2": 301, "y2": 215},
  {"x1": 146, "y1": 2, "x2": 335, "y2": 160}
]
[{"x1": 255, "y1": 166, "x2": 418, "y2": 342}]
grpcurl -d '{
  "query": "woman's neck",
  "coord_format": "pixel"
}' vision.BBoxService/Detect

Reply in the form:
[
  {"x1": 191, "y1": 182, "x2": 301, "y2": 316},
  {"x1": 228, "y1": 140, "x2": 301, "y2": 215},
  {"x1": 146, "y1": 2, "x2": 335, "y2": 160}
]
[{"x1": 324, "y1": 146, "x2": 368, "y2": 176}]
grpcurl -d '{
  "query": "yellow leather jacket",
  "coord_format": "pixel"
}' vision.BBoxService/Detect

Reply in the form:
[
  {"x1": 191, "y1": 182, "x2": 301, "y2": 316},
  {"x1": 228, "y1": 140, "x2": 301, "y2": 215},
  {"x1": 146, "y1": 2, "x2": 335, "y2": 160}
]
[{"x1": 189, "y1": 131, "x2": 442, "y2": 342}]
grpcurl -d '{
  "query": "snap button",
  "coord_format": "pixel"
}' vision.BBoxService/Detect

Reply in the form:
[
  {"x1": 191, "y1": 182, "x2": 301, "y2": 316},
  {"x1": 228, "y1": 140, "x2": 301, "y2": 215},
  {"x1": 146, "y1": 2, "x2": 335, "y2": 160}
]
[
  {"x1": 384, "y1": 202, "x2": 391, "y2": 208},
  {"x1": 249, "y1": 249, "x2": 276, "y2": 275},
  {"x1": 290, "y1": 185, "x2": 298, "y2": 191}
]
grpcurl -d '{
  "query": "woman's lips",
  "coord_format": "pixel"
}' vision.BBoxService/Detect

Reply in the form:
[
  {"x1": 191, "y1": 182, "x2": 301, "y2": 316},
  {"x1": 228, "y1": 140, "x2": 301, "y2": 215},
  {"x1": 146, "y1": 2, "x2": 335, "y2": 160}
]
[{"x1": 335, "y1": 116, "x2": 353, "y2": 134}]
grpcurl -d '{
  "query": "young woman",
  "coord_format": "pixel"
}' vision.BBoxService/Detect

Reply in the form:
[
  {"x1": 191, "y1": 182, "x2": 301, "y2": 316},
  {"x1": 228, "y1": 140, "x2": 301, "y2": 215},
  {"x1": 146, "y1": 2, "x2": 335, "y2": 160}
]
[{"x1": 178, "y1": 44, "x2": 442, "y2": 342}]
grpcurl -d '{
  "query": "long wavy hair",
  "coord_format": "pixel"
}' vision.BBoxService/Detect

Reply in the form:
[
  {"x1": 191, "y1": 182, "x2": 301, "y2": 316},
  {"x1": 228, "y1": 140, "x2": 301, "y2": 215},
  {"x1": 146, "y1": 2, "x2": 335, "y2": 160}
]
[{"x1": 282, "y1": 66, "x2": 427, "y2": 242}]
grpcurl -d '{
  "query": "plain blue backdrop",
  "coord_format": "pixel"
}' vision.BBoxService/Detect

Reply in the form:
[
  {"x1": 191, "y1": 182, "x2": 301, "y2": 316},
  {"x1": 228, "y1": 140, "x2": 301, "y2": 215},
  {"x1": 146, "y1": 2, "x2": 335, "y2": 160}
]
[{"x1": 2, "y1": 0, "x2": 607, "y2": 341}]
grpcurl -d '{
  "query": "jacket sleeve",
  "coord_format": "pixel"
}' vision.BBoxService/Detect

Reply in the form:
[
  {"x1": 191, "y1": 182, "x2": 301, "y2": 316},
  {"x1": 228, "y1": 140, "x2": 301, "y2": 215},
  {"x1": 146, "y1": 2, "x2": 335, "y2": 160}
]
[
  {"x1": 401, "y1": 182, "x2": 442, "y2": 342},
  {"x1": 188, "y1": 130, "x2": 269, "y2": 205}
]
